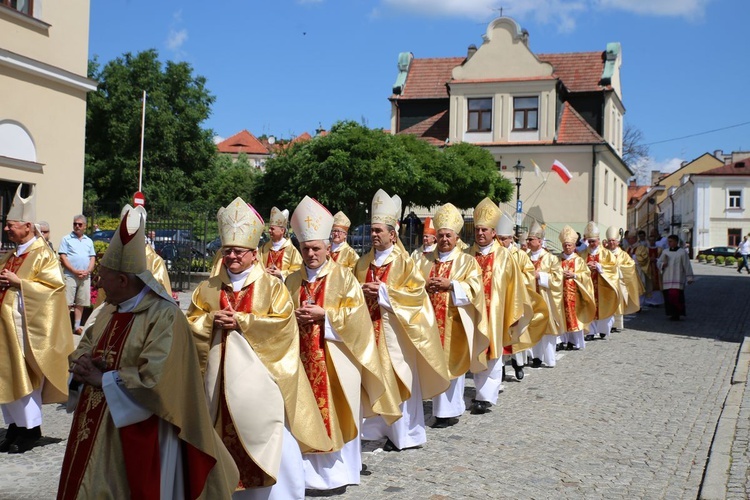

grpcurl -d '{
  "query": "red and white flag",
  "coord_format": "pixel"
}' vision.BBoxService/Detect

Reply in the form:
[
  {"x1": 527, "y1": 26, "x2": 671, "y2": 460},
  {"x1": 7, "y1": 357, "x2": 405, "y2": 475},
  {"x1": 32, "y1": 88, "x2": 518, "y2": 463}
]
[{"x1": 551, "y1": 160, "x2": 572, "y2": 184}]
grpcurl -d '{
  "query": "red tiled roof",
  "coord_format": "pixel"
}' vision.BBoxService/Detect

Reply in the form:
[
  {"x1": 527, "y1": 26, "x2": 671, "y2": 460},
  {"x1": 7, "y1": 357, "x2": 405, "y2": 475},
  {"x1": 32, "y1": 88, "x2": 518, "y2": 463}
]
[
  {"x1": 556, "y1": 102, "x2": 604, "y2": 144},
  {"x1": 628, "y1": 185, "x2": 649, "y2": 205},
  {"x1": 397, "y1": 110, "x2": 449, "y2": 146},
  {"x1": 695, "y1": 158, "x2": 750, "y2": 176},
  {"x1": 396, "y1": 57, "x2": 464, "y2": 99},
  {"x1": 216, "y1": 130, "x2": 269, "y2": 155},
  {"x1": 537, "y1": 51, "x2": 608, "y2": 93}
]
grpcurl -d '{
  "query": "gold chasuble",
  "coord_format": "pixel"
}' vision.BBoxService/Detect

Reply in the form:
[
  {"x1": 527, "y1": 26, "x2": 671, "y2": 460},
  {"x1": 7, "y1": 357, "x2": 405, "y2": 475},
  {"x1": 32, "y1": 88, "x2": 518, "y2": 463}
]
[
  {"x1": 466, "y1": 241, "x2": 533, "y2": 357},
  {"x1": 59, "y1": 294, "x2": 238, "y2": 500},
  {"x1": 0, "y1": 237, "x2": 73, "y2": 405},
  {"x1": 354, "y1": 248, "x2": 450, "y2": 403},
  {"x1": 286, "y1": 260, "x2": 391, "y2": 449},
  {"x1": 612, "y1": 248, "x2": 644, "y2": 315},
  {"x1": 559, "y1": 255, "x2": 597, "y2": 332},
  {"x1": 260, "y1": 238, "x2": 303, "y2": 280},
  {"x1": 330, "y1": 242, "x2": 359, "y2": 270},
  {"x1": 418, "y1": 247, "x2": 489, "y2": 378},
  {"x1": 94, "y1": 245, "x2": 172, "y2": 308},
  {"x1": 578, "y1": 247, "x2": 620, "y2": 320},
  {"x1": 188, "y1": 264, "x2": 331, "y2": 488},
  {"x1": 528, "y1": 249, "x2": 566, "y2": 336},
  {"x1": 507, "y1": 244, "x2": 550, "y2": 347}
]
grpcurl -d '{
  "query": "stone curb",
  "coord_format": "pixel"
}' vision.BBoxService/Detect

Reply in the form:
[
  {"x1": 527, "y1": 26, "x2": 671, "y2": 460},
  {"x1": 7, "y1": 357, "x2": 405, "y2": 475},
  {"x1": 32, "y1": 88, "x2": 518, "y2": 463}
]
[{"x1": 699, "y1": 336, "x2": 750, "y2": 500}]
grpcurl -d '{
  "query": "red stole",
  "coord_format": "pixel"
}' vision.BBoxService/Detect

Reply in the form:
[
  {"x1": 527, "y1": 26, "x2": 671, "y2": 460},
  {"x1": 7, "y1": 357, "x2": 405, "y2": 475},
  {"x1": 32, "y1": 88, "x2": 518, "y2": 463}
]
[
  {"x1": 266, "y1": 248, "x2": 285, "y2": 269},
  {"x1": 428, "y1": 260, "x2": 453, "y2": 346},
  {"x1": 0, "y1": 252, "x2": 29, "y2": 303},
  {"x1": 218, "y1": 284, "x2": 266, "y2": 489},
  {"x1": 586, "y1": 253, "x2": 601, "y2": 319},
  {"x1": 561, "y1": 259, "x2": 580, "y2": 331},
  {"x1": 365, "y1": 262, "x2": 392, "y2": 345},
  {"x1": 531, "y1": 257, "x2": 542, "y2": 293},
  {"x1": 474, "y1": 252, "x2": 495, "y2": 357},
  {"x1": 299, "y1": 277, "x2": 333, "y2": 442},
  {"x1": 331, "y1": 251, "x2": 341, "y2": 263}
]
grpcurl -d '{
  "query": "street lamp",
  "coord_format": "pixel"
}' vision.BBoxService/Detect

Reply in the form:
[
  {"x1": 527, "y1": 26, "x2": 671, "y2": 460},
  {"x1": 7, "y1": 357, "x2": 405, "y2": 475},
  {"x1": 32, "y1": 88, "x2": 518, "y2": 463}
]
[{"x1": 513, "y1": 160, "x2": 525, "y2": 240}]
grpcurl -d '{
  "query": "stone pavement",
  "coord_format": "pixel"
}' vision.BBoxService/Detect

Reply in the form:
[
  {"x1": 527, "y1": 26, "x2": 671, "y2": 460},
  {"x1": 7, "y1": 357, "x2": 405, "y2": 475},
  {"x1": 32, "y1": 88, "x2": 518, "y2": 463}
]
[{"x1": 0, "y1": 261, "x2": 748, "y2": 499}]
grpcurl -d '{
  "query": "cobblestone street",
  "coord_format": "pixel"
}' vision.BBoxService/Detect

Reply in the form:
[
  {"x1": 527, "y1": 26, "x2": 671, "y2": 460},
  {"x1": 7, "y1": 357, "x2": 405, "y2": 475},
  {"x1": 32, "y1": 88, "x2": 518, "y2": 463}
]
[{"x1": 0, "y1": 262, "x2": 748, "y2": 499}]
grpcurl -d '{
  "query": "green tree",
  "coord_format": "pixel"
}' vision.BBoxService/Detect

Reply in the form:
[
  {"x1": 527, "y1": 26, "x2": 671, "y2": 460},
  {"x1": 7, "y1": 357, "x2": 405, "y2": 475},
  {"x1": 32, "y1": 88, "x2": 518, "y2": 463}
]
[
  {"x1": 205, "y1": 153, "x2": 260, "y2": 209},
  {"x1": 440, "y1": 142, "x2": 513, "y2": 208},
  {"x1": 85, "y1": 50, "x2": 217, "y2": 215}
]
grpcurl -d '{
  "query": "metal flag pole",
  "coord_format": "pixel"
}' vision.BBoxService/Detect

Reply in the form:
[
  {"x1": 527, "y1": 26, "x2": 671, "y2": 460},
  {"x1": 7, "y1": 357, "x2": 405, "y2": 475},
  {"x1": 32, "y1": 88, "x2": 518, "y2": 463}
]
[{"x1": 138, "y1": 90, "x2": 146, "y2": 192}]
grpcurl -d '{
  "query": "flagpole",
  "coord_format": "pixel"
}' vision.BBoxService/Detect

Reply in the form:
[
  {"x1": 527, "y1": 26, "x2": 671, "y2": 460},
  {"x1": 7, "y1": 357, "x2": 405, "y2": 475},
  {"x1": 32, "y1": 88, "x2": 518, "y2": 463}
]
[{"x1": 138, "y1": 90, "x2": 146, "y2": 192}]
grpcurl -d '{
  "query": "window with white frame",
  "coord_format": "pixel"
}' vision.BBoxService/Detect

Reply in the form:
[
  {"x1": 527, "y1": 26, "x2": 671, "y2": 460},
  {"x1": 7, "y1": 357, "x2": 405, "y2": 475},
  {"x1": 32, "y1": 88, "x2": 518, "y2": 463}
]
[
  {"x1": 467, "y1": 98, "x2": 492, "y2": 132},
  {"x1": 513, "y1": 96, "x2": 538, "y2": 131},
  {"x1": 727, "y1": 189, "x2": 742, "y2": 209}
]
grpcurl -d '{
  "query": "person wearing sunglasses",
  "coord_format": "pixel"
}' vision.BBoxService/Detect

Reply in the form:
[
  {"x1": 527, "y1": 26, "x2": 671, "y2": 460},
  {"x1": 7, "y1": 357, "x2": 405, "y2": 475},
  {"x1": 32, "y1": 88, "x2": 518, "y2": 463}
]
[{"x1": 58, "y1": 215, "x2": 96, "y2": 335}]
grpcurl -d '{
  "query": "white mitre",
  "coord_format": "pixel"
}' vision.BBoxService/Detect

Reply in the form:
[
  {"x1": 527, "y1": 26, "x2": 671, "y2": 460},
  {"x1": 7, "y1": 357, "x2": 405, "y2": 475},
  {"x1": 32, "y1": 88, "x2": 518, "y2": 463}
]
[
  {"x1": 371, "y1": 189, "x2": 398, "y2": 228},
  {"x1": 6, "y1": 184, "x2": 35, "y2": 223},
  {"x1": 291, "y1": 196, "x2": 334, "y2": 243}
]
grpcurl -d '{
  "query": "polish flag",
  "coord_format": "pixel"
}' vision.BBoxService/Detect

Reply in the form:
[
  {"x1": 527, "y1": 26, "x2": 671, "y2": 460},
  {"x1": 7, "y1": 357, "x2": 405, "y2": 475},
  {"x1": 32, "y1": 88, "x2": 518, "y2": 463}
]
[{"x1": 551, "y1": 160, "x2": 572, "y2": 184}]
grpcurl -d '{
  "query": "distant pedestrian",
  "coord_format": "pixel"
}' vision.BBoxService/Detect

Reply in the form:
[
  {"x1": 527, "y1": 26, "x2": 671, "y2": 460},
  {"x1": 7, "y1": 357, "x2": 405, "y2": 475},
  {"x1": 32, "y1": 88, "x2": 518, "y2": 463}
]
[
  {"x1": 737, "y1": 235, "x2": 750, "y2": 274},
  {"x1": 58, "y1": 215, "x2": 96, "y2": 334},
  {"x1": 658, "y1": 235, "x2": 694, "y2": 321},
  {"x1": 38, "y1": 220, "x2": 54, "y2": 251}
]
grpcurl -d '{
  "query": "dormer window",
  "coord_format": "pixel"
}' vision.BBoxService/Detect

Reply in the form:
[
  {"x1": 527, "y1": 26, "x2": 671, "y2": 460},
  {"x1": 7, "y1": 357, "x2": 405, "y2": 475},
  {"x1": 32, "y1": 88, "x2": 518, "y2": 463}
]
[
  {"x1": 467, "y1": 98, "x2": 492, "y2": 132},
  {"x1": 513, "y1": 96, "x2": 538, "y2": 131}
]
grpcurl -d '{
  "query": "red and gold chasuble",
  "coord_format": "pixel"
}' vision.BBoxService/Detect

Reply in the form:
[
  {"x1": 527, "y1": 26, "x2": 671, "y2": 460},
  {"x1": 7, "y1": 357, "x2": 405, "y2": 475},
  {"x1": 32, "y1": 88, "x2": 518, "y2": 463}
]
[
  {"x1": 217, "y1": 284, "x2": 267, "y2": 489},
  {"x1": 586, "y1": 253, "x2": 601, "y2": 319},
  {"x1": 0, "y1": 253, "x2": 28, "y2": 303},
  {"x1": 266, "y1": 248, "x2": 285, "y2": 269},
  {"x1": 649, "y1": 247, "x2": 662, "y2": 291},
  {"x1": 474, "y1": 253, "x2": 495, "y2": 357},
  {"x1": 365, "y1": 263, "x2": 392, "y2": 345},
  {"x1": 531, "y1": 258, "x2": 542, "y2": 293},
  {"x1": 59, "y1": 312, "x2": 156, "y2": 500},
  {"x1": 428, "y1": 260, "x2": 453, "y2": 346},
  {"x1": 561, "y1": 259, "x2": 580, "y2": 332},
  {"x1": 298, "y1": 277, "x2": 334, "y2": 443},
  {"x1": 331, "y1": 252, "x2": 341, "y2": 263}
]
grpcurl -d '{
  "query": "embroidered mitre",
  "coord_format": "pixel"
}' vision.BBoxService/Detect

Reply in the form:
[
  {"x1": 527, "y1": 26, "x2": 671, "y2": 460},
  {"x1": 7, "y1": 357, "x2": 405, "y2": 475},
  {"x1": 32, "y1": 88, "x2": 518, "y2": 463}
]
[
  {"x1": 371, "y1": 189, "x2": 398, "y2": 228},
  {"x1": 528, "y1": 220, "x2": 545, "y2": 240},
  {"x1": 473, "y1": 198, "x2": 500, "y2": 229},
  {"x1": 583, "y1": 221, "x2": 600, "y2": 239},
  {"x1": 559, "y1": 225, "x2": 578, "y2": 245},
  {"x1": 218, "y1": 197, "x2": 264, "y2": 249},
  {"x1": 291, "y1": 196, "x2": 334, "y2": 243},
  {"x1": 434, "y1": 203, "x2": 463, "y2": 234},
  {"x1": 332, "y1": 211, "x2": 351, "y2": 230},
  {"x1": 423, "y1": 216, "x2": 436, "y2": 236},
  {"x1": 605, "y1": 226, "x2": 620, "y2": 241},
  {"x1": 269, "y1": 206, "x2": 289, "y2": 228}
]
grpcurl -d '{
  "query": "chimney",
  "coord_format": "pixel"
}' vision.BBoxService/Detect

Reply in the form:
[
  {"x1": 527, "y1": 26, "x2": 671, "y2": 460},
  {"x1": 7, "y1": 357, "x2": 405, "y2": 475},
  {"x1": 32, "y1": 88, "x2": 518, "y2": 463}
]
[
  {"x1": 629, "y1": 179, "x2": 636, "y2": 187},
  {"x1": 467, "y1": 45, "x2": 477, "y2": 60}
]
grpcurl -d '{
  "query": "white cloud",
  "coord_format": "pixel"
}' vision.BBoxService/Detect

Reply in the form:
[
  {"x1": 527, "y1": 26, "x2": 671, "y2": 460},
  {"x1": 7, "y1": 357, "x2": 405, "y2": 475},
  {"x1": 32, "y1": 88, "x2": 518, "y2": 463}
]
[
  {"x1": 654, "y1": 157, "x2": 685, "y2": 174},
  {"x1": 213, "y1": 135, "x2": 225, "y2": 145},
  {"x1": 166, "y1": 28, "x2": 188, "y2": 51},
  {"x1": 379, "y1": 0, "x2": 711, "y2": 32}
]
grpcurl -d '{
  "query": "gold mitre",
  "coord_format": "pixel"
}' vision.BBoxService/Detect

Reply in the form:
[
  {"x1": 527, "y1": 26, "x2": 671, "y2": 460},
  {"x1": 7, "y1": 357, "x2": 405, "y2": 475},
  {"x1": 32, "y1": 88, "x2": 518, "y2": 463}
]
[
  {"x1": 434, "y1": 203, "x2": 463, "y2": 234},
  {"x1": 605, "y1": 225, "x2": 620, "y2": 241},
  {"x1": 559, "y1": 225, "x2": 578, "y2": 245},
  {"x1": 495, "y1": 212, "x2": 514, "y2": 236},
  {"x1": 100, "y1": 205, "x2": 148, "y2": 274},
  {"x1": 473, "y1": 198, "x2": 500, "y2": 229},
  {"x1": 218, "y1": 197, "x2": 264, "y2": 249},
  {"x1": 528, "y1": 220, "x2": 545, "y2": 240},
  {"x1": 291, "y1": 196, "x2": 334, "y2": 243},
  {"x1": 423, "y1": 216, "x2": 436, "y2": 236},
  {"x1": 6, "y1": 184, "x2": 35, "y2": 223},
  {"x1": 269, "y1": 206, "x2": 289, "y2": 228},
  {"x1": 332, "y1": 211, "x2": 351, "y2": 230},
  {"x1": 583, "y1": 221, "x2": 600, "y2": 239},
  {"x1": 371, "y1": 189, "x2": 398, "y2": 227}
]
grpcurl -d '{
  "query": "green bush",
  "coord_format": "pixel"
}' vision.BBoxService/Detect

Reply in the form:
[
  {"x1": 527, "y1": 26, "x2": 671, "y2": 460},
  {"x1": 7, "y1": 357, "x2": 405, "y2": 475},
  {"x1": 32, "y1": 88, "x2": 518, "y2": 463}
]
[
  {"x1": 716, "y1": 256, "x2": 725, "y2": 265},
  {"x1": 706, "y1": 255, "x2": 715, "y2": 263},
  {"x1": 697, "y1": 254, "x2": 706, "y2": 262},
  {"x1": 727, "y1": 256, "x2": 737, "y2": 265}
]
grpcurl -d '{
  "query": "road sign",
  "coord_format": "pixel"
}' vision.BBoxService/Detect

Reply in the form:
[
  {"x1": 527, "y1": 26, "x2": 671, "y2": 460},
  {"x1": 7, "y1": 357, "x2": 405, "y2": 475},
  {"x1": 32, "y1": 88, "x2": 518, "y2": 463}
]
[
  {"x1": 133, "y1": 191, "x2": 145, "y2": 207},
  {"x1": 516, "y1": 199, "x2": 523, "y2": 213}
]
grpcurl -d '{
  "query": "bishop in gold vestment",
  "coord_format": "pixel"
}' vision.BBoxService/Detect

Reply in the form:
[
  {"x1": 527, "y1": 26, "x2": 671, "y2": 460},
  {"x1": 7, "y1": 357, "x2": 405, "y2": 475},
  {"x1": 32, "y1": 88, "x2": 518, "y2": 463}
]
[
  {"x1": 557, "y1": 226, "x2": 597, "y2": 351},
  {"x1": 0, "y1": 185, "x2": 73, "y2": 454},
  {"x1": 606, "y1": 226, "x2": 644, "y2": 332},
  {"x1": 59, "y1": 206, "x2": 238, "y2": 500},
  {"x1": 418, "y1": 203, "x2": 488, "y2": 426},
  {"x1": 188, "y1": 198, "x2": 330, "y2": 500},
  {"x1": 578, "y1": 222, "x2": 620, "y2": 341},
  {"x1": 259, "y1": 206, "x2": 302, "y2": 281},
  {"x1": 357, "y1": 189, "x2": 449, "y2": 451},
  {"x1": 329, "y1": 211, "x2": 359, "y2": 270}
]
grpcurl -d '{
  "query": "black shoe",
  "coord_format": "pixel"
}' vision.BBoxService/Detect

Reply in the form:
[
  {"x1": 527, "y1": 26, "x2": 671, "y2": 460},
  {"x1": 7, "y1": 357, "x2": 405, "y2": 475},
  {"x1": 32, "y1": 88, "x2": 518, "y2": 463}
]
[
  {"x1": 0, "y1": 424, "x2": 19, "y2": 453},
  {"x1": 600, "y1": 333, "x2": 607, "y2": 339},
  {"x1": 585, "y1": 334, "x2": 594, "y2": 341},
  {"x1": 556, "y1": 343, "x2": 563, "y2": 352},
  {"x1": 8, "y1": 426, "x2": 40, "y2": 454},
  {"x1": 360, "y1": 463, "x2": 371, "y2": 476},
  {"x1": 566, "y1": 342, "x2": 574, "y2": 351},
  {"x1": 305, "y1": 485, "x2": 348, "y2": 497},
  {"x1": 511, "y1": 359, "x2": 524, "y2": 380},
  {"x1": 610, "y1": 328, "x2": 619, "y2": 333},
  {"x1": 431, "y1": 417, "x2": 459, "y2": 429},
  {"x1": 470, "y1": 400, "x2": 490, "y2": 415},
  {"x1": 382, "y1": 437, "x2": 401, "y2": 452},
  {"x1": 531, "y1": 358, "x2": 543, "y2": 368}
]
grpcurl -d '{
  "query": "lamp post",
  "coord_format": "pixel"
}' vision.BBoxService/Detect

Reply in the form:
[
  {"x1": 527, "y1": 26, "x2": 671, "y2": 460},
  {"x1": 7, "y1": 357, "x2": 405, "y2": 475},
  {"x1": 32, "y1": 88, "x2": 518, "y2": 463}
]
[{"x1": 513, "y1": 160, "x2": 525, "y2": 241}]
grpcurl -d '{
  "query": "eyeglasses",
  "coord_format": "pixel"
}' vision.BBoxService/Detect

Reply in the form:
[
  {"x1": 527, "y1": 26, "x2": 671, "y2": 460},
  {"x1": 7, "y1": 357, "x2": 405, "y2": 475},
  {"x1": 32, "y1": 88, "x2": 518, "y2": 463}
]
[
  {"x1": 40, "y1": 230, "x2": 50, "y2": 234},
  {"x1": 222, "y1": 247, "x2": 252, "y2": 257},
  {"x1": 331, "y1": 229, "x2": 347, "y2": 234},
  {"x1": 73, "y1": 222, "x2": 85, "y2": 227}
]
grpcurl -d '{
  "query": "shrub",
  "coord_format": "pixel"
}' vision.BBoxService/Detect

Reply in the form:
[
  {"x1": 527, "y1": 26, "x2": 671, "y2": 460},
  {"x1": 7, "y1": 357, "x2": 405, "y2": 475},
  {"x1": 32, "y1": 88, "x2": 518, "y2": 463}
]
[
  {"x1": 716, "y1": 256, "x2": 725, "y2": 265},
  {"x1": 707, "y1": 255, "x2": 715, "y2": 263},
  {"x1": 727, "y1": 256, "x2": 737, "y2": 265},
  {"x1": 698, "y1": 255, "x2": 706, "y2": 262}
]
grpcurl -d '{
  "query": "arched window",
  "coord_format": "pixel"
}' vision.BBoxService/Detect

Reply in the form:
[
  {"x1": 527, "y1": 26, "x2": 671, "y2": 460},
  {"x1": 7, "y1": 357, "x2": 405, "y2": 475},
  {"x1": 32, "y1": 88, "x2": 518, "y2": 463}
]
[{"x1": 0, "y1": 121, "x2": 36, "y2": 162}]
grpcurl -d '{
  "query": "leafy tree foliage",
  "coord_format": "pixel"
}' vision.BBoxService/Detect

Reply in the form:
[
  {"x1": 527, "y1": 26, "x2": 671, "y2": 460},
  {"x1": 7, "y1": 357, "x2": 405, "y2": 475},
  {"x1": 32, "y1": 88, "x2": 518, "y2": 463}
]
[
  {"x1": 205, "y1": 153, "x2": 260, "y2": 209},
  {"x1": 85, "y1": 50, "x2": 217, "y2": 215},
  {"x1": 252, "y1": 121, "x2": 513, "y2": 224}
]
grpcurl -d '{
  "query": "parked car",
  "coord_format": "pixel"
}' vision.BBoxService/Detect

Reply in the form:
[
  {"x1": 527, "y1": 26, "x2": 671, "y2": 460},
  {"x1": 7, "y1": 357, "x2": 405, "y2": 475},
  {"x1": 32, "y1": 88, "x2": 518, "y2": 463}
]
[
  {"x1": 90, "y1": 230, "x2": 115, "y2": 243},
  {"x1": 697, "y1": 246, "x2": 738, "y2": 258},
  {"x1": 348, "y1": 223, "x2": 371, "y2": 253}
]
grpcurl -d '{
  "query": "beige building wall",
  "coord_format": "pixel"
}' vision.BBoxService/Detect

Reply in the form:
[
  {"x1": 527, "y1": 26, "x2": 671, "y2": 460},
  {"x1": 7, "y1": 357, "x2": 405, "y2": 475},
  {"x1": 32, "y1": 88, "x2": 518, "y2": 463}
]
[{"x1": 0, "y1": 1, "x2": 95, "y2": 243}]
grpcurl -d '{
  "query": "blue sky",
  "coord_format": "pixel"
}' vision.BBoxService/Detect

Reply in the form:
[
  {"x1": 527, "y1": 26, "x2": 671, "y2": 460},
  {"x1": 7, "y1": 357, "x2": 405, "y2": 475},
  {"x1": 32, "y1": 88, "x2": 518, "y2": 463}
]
[{"x1": 89, "y1": 0, "x2": 750, "y2": 178}]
